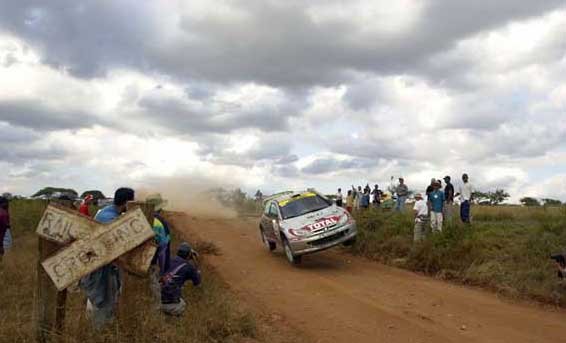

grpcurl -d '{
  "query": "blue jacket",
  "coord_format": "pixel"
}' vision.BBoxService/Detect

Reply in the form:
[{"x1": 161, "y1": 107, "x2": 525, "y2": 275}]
[
  {"x1": 161, "y1": 256, "x2": 201, "y2": 304},
  {"x1": 80, "y1": 205, "x2": 122, "y2": 308}
]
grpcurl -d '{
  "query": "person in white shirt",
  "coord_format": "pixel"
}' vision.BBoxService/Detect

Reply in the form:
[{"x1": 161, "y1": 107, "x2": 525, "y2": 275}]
[
  {"x1": 455, "y1": 173, "x2": 473, "y2": 223},
  {"x1": 413, "y1": 193, "x2": 428, "y2": 242},
  {"x1": 336, "y1": 188, "x2": 343, "y2": 207}
]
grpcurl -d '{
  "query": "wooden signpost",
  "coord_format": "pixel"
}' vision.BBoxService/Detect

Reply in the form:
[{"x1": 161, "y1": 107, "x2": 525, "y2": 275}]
[{"x1": 35, "y1": 202, "x2": 157, "y2": 342}]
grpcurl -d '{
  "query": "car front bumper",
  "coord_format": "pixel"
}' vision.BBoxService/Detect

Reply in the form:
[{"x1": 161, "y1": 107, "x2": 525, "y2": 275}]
[{"x1": 288, "y1": 222, "x2": 357, "y2": 256}]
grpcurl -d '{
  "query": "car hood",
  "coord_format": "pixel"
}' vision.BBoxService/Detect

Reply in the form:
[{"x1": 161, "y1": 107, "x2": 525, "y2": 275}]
[{"x1": 280, "y1": 205, "x2": 347, "y2": 231}]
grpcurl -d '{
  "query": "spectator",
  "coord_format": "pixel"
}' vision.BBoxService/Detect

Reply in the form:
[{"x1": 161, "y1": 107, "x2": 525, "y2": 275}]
[
  {"x1": 395, "y1": 178, "x2": 409, "y2": 212},
  {"x1": 455, "y1": 173, "x2": 473, "y2": 223},
  {"x1": 429, "y1": 181, "x2": 445, "y2": 232},
  {"x1": 146, "y1": 193, "x2": 172, "y2": 304},
  {"x1": 443, "y1": 176, "x2": 455, "y2": 220},
  {"x1": 425, "y1": 178, "x2": 436, "y2": 200},
  {"x1": 160, "y1": 242, "x2": 201, "y2": 316},
  {"x1": 79, "y1": 194, "x2": 94, "y2": 217},
  {"x1": 413, "y1": 193, "x2": 428, "y2": 242},
  {"x1": 371, "y1": 184, "x2": 381, "y2": 207},
  {"x1": 80, "y1": 187, "x2": 135, "y2": 328},
  {"x1": 336, "y1": 188, "x2": 343, "y2": 207},
  {"x1": 361, "y1": 188, "x2": 370, "y2": 209},
  {"x1": 0, "y1": 196, "x2": 10, "y2": 262},
  {"x1": 346, "y1": 190, "x2": 354, "y2": 214}
]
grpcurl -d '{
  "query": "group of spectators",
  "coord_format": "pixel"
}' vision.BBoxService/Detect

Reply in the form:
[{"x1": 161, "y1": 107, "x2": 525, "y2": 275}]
[
  {"x1": 333, "y1": 173, "x2": 474, "y2": 242},
  {"x1": 411, "y1": 174, "x2": 474, "y2": 241},
  {"x1": 0, "y1": 188, "x2": 202, "y2": 329},
  {"x1": 335, "y1": 184, "x2": 384, "y2": 213}
]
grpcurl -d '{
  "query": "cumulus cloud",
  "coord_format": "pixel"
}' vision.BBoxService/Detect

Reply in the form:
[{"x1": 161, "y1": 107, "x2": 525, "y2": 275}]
[{"x1": 0, "y1": 1, "x2": 565, "y2": 201}]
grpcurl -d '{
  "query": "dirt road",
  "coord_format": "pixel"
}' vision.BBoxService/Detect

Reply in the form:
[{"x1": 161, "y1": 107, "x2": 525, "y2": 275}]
[{"x1": 171, "y1": 214, "x2": 566, "y2": 343}]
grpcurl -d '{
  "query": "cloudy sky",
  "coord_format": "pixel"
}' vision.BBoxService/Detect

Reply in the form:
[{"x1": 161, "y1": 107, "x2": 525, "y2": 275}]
[{"x1": 1, "y1": 0, "x2": 565, "y2": 201}]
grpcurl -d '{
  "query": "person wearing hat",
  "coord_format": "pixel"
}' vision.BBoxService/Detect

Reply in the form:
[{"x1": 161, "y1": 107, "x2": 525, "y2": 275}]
[
  {"x1": 160, "y1": 242, "x2": 202, "y2": 316},
  {"x1": 146, "y1": 193, "x2": 172, "y2": 303},
  {"x1": 395, "y1": 178, "x2": 409, "y2": 212},
  {"x1": 412, "y1": 193, "x2": 428, "y2": 242},
  {"x1": 443, "y1": 176, "x2": 455, "y2": 221}
]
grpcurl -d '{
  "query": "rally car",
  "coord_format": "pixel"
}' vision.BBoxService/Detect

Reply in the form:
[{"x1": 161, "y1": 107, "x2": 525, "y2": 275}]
[{"x1": 259, "y1": 190, "x2": 357, "y2": 265}]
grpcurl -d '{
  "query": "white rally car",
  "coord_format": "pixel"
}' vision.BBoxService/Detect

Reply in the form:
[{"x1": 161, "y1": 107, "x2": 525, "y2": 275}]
[{"x1": 259, "y1": 190, "x2": 357, "y2": 265}]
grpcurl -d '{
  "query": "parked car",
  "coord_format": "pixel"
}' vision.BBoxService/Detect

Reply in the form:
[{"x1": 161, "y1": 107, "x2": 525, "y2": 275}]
[{"x1": 259, "y1": 190, "x2": 357, "y2": 265}]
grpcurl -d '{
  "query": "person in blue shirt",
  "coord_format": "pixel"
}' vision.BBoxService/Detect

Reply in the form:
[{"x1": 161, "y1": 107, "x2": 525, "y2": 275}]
[
  {"x1": 160, "y1": 242, "x2": 201, "y2": 316},
  {"x1": 80, "y1": 187, "x2": 135, "y2": 328},
  {"x1": 429, "y1": 181, "x2": 445, "y2": 232}
]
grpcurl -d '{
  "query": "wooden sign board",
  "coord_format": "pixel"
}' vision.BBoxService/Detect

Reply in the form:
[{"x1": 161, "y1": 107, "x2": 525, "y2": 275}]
[
  {"x1": 41, "y1": 208, "x2": 154, "y2": 291},
  {"x1": 36, "y1": 204, "x2": 97, "y2": 244}
]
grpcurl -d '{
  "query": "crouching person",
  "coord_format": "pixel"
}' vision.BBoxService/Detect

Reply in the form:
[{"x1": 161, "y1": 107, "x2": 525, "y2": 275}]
[{"x1": 160, "y1": 242, "x2": 201, "y2": 316}]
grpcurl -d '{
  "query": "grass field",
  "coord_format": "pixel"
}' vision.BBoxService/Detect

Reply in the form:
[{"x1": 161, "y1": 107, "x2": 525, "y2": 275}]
[
  {"x1": 349, "y1": 204, "x2": 566, "y2": 306},
  {"x1": 0, "y1": 200, "x2": 258, "y2": 343}
]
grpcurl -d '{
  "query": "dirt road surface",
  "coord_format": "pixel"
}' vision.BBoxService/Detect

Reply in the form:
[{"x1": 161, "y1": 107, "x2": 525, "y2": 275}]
[{"x1": 170, "y1": 214, "x2": 566, "y2": 343}]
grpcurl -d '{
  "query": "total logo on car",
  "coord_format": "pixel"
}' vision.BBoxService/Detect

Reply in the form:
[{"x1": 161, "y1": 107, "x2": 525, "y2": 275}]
[{"x1": 259, "y1": 190, "x2": 357, "y2": 265}]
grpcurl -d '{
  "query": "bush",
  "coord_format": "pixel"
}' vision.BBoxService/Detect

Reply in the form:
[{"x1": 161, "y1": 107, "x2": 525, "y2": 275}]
[{"x1": 348, "y1": 205, "x2": 566, "y2": 306}]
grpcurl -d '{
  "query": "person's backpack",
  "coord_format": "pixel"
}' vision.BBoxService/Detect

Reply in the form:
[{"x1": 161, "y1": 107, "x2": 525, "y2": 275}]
[{"x1": 159, "y1": 263, "x2": 187, "y2": 286}]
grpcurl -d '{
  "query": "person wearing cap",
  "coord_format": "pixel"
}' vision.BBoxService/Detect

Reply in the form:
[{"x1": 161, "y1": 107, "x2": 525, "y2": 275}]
[
  {"x1": 429, "y1": 181, "x2": 446, "y2": 232},
  {"x1": 0, "y1": 196, "x2": 10, "y2": 262},
  {"x1": 455, "y1": 173, "x2": 473, "y2": 223},
  {"x1": 79, "y1": 194, "x2": 94, "y2": 217},
  {"x1": 146, "y1": 193, "x2": 172, "y2": 303},
  {"x1": 80, "y1": 187, "x2": 135, "y2": 328},
  {"x1": 160, "y1": 242, "x2": 202, "y2": 316},
  {"x1": 443, "y1": 176, "x2": 455, "y2": 221},
  {"x1": 413, "y1": 193, "x2": 428, "y2": 242},
  {"x1": 395, "y1": 178, "x2": 409, "y2": 212}
]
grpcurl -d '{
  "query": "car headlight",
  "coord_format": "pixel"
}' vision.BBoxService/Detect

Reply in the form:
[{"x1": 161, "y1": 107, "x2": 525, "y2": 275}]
[{"x1": 338, "y1": 213, "x2": 351, "y2": 225}]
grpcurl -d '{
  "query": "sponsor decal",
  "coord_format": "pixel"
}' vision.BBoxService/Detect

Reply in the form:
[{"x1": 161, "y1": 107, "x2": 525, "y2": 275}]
[{"x1": 304, "y1": 216, "x2": 340, "y2": 232}]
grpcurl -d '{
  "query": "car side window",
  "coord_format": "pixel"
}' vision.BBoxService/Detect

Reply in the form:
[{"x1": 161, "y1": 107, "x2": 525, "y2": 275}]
[
  {"x1": 264, "y1": 202, "x2": 271, "y2": 215},
  {"x1": 269, "y1": 203, "x2": 279, "y2": 218}
]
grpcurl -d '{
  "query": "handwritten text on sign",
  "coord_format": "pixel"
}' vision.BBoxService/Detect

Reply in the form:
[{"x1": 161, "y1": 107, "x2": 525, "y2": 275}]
[
  {"x1": 36, "y1": 204, "x2": 97, "y2": 244},
  {"x1": 41, "y1": 208, "x2": 154, "y2": 291}
]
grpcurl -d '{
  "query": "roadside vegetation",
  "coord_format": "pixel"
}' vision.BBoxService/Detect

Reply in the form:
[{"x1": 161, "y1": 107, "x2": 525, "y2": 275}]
[
  {"x1": 349, "y1": 205, "x2": 566, "y2": 306},
  {"x1": 0, "y1": 200, "x2": 258, "y2": 343}
]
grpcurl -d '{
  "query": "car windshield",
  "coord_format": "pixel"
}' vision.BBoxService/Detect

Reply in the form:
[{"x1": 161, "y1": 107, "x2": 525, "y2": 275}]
[{"x1": 279, "y1": 194, "x2": 331, "y2": 219}]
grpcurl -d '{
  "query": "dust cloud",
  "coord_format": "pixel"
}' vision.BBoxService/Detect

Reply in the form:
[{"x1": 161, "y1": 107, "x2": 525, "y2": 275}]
[{"x1": 135, "y1": 176, "x2": 237, "y2": 219}]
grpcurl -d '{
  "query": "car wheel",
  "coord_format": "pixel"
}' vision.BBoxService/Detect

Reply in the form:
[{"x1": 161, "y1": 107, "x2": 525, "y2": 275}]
[
  {"x1": 342, "y1": 237, "x2": 357, "y2": 247},
  {"x1": 283, "y1": 237, "x2": 302, "y2": 265},
  {"x1": 260, "y1": 227, "x2": 276, "y2": 251}
]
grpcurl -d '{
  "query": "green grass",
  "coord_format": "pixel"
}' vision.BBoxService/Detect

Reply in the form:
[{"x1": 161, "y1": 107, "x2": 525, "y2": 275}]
[
  {"x1": 0, "y1": 200, "x2": 258, "y2": 342},
  {"x1": 349, "y1": 205, "x2": 566, "y2": 306}
]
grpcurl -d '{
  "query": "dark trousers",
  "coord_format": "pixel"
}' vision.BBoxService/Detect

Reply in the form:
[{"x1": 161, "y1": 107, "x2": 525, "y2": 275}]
[
  {"x1": 460, "y1": 200, "x2": 471, "y2": 223},
  {"x1": 0, "y1": 225, "x2": 6, "y2": 256},
  {"x1": 336, "y1": 199, "x2": 343, "y2": 207}
]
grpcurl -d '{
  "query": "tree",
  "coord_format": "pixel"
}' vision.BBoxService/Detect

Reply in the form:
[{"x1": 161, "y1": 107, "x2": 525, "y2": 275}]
[
  {"x1": 32, "y1": 187, "x2": 78, "y2": 199},
  {"x1": 486, "y1": 189, "x2": 510, "y2": 205},
  {"x1": 520, "y1": 197, "x2": 541, "y2": 207},
  {"x1": 472, "y1": 189, "x2": 509, "y2": 205},
  {"x1": 542, "y1": 198, "x2": 562, "y2": 206},
  {"x1": 80, "y1": 190, "x2": 106, "y2": 200}
]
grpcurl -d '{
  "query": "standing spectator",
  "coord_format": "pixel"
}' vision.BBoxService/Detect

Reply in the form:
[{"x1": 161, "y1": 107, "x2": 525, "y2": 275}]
[
  {"x1": 443, "y1": 176, "x2": 455, "y2": 221},
  {"x1": 425, "y1": 178, "x2": 436, "y2": 200},
  {"x1": 361, "y1": 188, "x2": 370, "y2": 209},
  {"x1": 0, "y1": 196, "x2": 10, "y2": 262},
  {"x1": 345, "y1": 190, "x2": 354, "y2": 214},
  {"x1": 79, "y1": 194, "x2": 94, "y2": 217},
  {"x1": 429, "y1": 181, "x2": 445, "y2": 232},
  {"x1": 80, "y1": 187, "x2": 135, "y2": 328},
  {"x1": 146, "y1": 193, "x2": 172, "y2": 304},
  {"x1": 413, "y1": 193, "x2": 428, "y2": 242},
  {"x1": 371, "y1": 184, "x2": 381, "y2": 207},
  {"x1": 336, "y1": 188, "x2": 343, "y2": 207},
  {"x1": 395, "y1": 178, "x2": 409, "y2": 212},
  {"x1": 456, "y1": 173, "x2": 473, "y2": 223}
]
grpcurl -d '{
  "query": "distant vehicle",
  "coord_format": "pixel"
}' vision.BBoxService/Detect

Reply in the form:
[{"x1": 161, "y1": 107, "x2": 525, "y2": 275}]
[{"x1": 259, "y1": 190, "x2": 357, "y2": 265}]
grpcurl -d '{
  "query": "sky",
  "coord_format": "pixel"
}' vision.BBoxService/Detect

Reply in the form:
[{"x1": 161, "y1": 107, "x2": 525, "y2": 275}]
[{"x1": 0, "y1": 0, "x2": 565, "y2": 202}]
